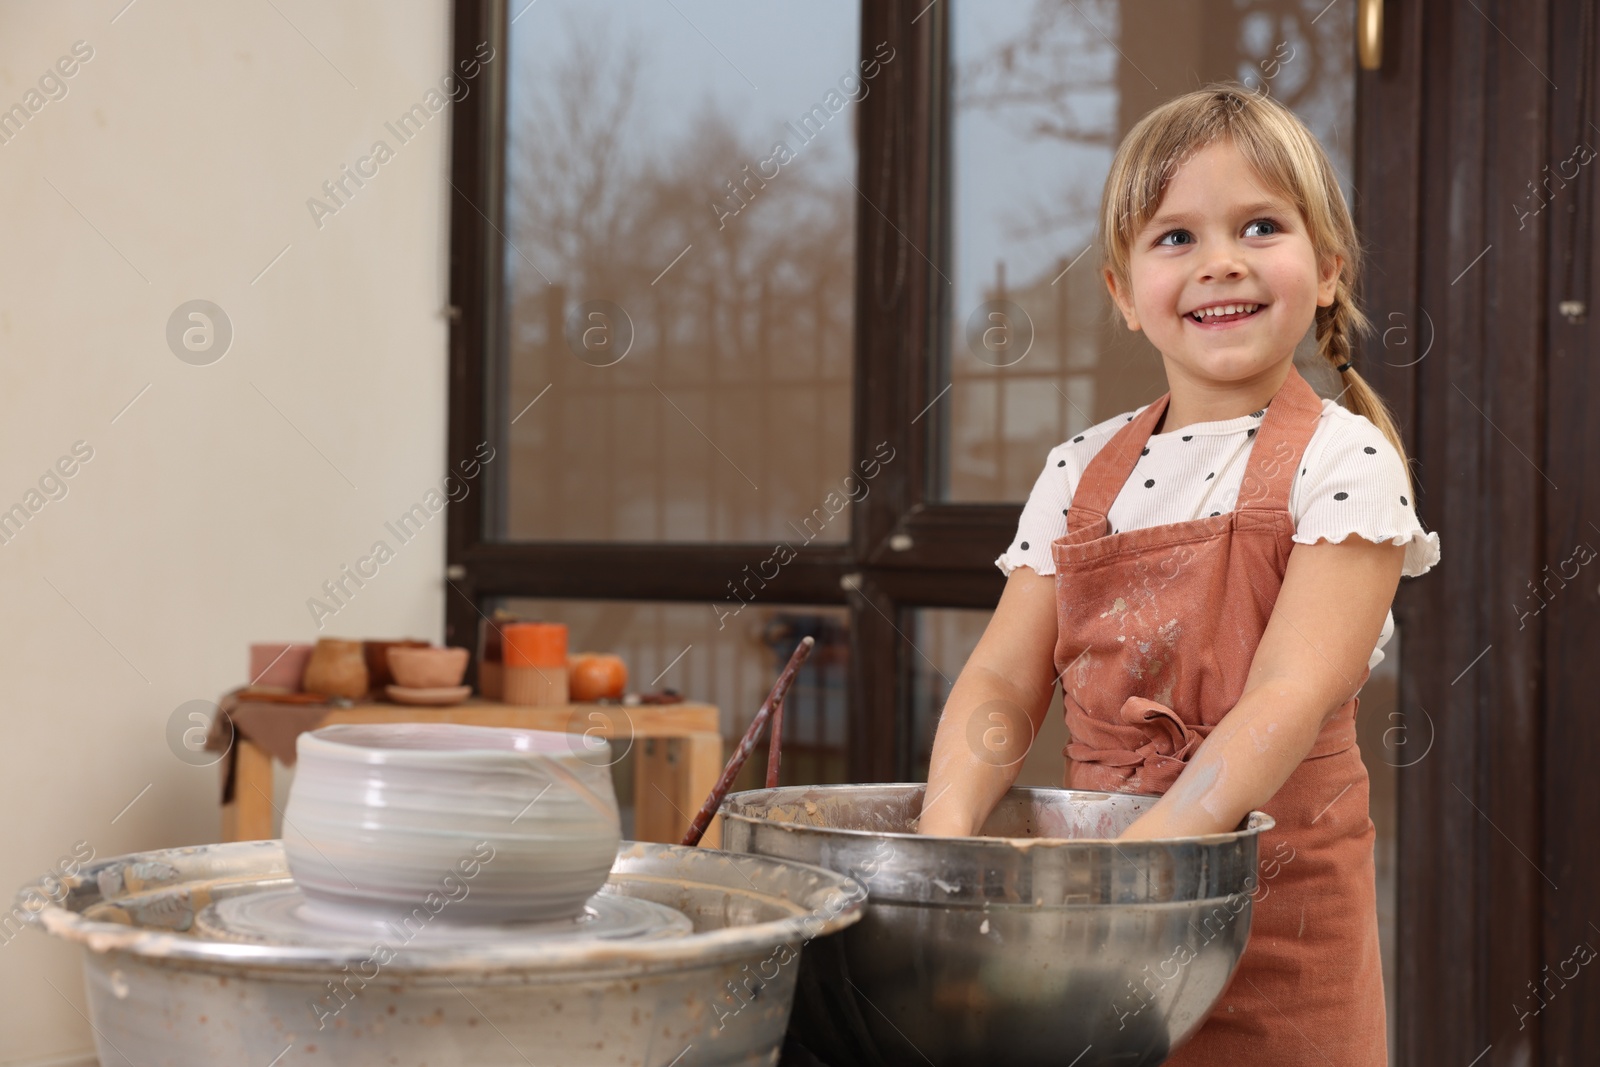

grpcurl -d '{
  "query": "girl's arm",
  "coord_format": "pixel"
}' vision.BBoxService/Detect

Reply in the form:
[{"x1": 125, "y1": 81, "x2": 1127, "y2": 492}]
[
  {"x1": 917, "y1": 568, "x2": 1061, "y2": 837},
  {"x1": 1118, "y1": 536, "x2": 1406, "y2": 841}
]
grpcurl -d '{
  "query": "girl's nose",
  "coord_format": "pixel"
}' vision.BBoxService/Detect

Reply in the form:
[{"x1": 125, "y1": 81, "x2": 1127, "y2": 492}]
[{"x1": 1197, "y1": 248, "x2": 1248, "y2": 282}]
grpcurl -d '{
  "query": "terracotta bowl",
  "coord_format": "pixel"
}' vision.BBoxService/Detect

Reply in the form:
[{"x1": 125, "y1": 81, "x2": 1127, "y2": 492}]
[
  {"x1": 387, "y1": 646, "x2": 470, "y2": 689},
  {"x1": 283, "y1": 723, "x2": 621, "y2": 923},
  {"x1": 364, "y1": 638, "x2": 430, "y2": 689}
]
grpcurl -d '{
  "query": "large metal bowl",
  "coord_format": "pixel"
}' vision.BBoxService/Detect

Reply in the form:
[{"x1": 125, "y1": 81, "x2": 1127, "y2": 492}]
[
  {"x1": 719, "y1": 785, "x2": 1275, "y2": 1066},
  {"x1": 16, "y1": 839, "x2": 865, "y2": 1066}
]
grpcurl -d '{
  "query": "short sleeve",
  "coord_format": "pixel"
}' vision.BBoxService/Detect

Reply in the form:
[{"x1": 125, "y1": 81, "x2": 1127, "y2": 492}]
[
  {"x1": 1290, "y1": 410, "x2": 1440, "y2": 578},
  {"x1": 995, "y1": 444, "x2": 1078, "y2": 578}
]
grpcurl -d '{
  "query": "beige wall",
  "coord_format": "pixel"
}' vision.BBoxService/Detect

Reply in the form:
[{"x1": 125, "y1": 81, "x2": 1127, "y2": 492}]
[{"x1": 0, "y1": 1, "x2": 453, "y2": 1060}]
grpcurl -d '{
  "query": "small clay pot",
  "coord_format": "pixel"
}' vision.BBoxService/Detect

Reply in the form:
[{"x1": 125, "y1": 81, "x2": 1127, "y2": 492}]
[
  {"x1": 302, "y1": 638, "x2": 369, "y2": 700},
  {"x1": 248, "y1": 643, "x2": 314, "y2": 690},
  {"x1": 388, "y1": 646, "x2": 471, "y2": 689},
  {"x1": 364, "y1": 639, "x2": 430, "y2": 690}
]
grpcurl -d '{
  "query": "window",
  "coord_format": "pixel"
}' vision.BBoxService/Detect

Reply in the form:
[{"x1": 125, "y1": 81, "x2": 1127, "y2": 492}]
[
  {"x1": 496, "y1": 2, "x2": 861, "y2": 545},
  {"x1": 446, "y1": 0, "x2": 1361, "y2": 787}
]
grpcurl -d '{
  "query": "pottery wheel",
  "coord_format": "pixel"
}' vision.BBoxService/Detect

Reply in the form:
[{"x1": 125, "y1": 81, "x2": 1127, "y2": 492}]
[{"x1": 197, "y1": 886, "x2": 693, "y2": 949}]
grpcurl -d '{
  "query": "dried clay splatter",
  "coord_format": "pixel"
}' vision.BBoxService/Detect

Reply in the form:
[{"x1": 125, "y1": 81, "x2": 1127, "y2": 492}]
[
  {"x1": 1198, "y1": 756, "x2": 1231, "y2": 820},
  {"x1": 1127, "y1": 618, "x2": 1182, "y2": 682},
  {"x1": 1164, "y1": 756, "x2": 1229, "y2": 821},
  {"x1": 1247, "y1": 722, "x2": 1280, "y2": 753}
]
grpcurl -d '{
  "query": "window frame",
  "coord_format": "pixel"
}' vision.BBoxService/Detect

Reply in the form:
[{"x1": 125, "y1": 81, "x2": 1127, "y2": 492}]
[{"x1": 443, "y1": 0, "x2": 1012, "y2": 784}]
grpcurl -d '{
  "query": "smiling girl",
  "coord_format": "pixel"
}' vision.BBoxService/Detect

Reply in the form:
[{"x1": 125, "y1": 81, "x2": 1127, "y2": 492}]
[{"x1": 918, "y1": 83, "x2": 1440, "y2": 1062}]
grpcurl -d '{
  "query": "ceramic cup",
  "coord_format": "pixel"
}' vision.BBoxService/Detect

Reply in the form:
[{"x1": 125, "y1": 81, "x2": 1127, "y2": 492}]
[
  {"x1": 364, "y1": 639, "x2": 430, "y2": 690},
  {"x1": 302, "y1": 638, "x2": 369, "y2": 700},
  {"x1": 387, "y1": 646, "x2": 470, "y2": 689},
  {"x1": 282, "y1": 723, "x2": 622, "y2": 924},
  {"x1": 248, "y1": 643, "x2": 314, "y2": 690}
]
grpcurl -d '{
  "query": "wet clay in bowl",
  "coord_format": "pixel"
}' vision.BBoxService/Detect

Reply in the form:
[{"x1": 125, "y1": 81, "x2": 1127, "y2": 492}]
[{"x1": 282, "y1": 723, "x2": 621, "y2": 924}]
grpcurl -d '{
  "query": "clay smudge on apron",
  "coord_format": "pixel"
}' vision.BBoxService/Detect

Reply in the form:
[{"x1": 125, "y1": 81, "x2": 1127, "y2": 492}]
[
  {"x1": 1098, "y1": 596, "x2": 1129, "y2": 618},
  {"x1": 1128, "y1": 617, "x2": 1182, "y2": 684}
]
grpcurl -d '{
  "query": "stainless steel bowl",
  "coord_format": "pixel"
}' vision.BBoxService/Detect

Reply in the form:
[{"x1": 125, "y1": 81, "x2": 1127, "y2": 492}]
[
  {"x1": 719, "y1": 784, "x2": 1275, "y2": 1066},
  {"x1": 17, "y1": 839, "x2": 865, "y2": 1067}
]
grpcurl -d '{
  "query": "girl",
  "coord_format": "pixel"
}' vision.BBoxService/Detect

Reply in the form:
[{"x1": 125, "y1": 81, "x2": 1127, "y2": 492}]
[{"x1": 918, "y1": 83, "x2": 1439, "y2": 1063}]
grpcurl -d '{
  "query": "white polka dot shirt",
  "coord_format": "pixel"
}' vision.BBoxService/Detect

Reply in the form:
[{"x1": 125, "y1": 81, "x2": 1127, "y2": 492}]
[{"x1": 996, "y1": 398, "x2": 1441, "y2": 671}]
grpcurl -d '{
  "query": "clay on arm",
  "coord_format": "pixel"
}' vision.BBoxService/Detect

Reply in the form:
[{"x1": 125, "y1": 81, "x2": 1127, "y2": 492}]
[
  {"x1": 1118, "y1": 535, "x2": 1405, "y2": 840},
  {"x1": 917, "y1": 567, "x2": 1061, "y2": 836}
]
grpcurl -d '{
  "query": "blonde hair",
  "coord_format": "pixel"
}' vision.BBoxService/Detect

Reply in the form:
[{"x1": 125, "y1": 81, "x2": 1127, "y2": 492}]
[{"x1": 1097, "y1": 81, "x2": 1412, "y2": 495}]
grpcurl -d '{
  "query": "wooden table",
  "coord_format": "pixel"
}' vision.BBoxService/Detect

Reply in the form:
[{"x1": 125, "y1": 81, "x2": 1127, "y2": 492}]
[{"x1": 222, "y1": 699, "x2": 726, "y2": 848}]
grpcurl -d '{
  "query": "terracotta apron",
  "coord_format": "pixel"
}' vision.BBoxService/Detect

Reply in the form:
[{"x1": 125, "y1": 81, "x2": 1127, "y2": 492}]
[{"x1": 1050, "y1": 366, "x2": 1387, "y2": 1064}]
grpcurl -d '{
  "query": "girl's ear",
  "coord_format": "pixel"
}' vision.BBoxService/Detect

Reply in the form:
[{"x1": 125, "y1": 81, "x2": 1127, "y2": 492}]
[
  {"x1": 1316, "y1": 252, "x2": 1344, "y2": 307},
  {"x1": 1104, "y1": 268, "x2": 1141, "y2": 331}
]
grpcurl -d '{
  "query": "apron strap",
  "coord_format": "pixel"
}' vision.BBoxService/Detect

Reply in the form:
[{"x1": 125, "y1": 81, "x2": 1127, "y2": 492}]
[
  {"x1": 1066, "y1": 396, "x2": 1171, "y2": 533},
  {"x1": 1235, "y1": 365, "x2": 1324, "y2": 516},
  {"x1": 1066, "y1": 365, "x2": 1324, "y2": 532}
]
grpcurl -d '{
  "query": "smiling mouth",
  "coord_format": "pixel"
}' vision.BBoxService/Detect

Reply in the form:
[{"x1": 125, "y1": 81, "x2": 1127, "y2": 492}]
[{"x1": 1186, "y1": 303, "x2": 1266, "y2": 325}]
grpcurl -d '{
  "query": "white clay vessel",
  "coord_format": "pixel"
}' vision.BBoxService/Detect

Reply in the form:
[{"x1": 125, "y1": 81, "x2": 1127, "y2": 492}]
[{"x1": 283, "y1": 722, "x2": 621, "y2": 923}]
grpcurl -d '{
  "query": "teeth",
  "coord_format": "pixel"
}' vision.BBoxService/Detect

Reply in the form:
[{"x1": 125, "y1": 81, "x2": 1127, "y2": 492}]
[{"x1": 1191, "y1": 303, "x2": 1260, "y2": 320}]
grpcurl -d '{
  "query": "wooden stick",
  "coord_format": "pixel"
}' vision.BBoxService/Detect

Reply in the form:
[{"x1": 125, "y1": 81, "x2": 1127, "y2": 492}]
[
  {"x1": 765, "y1": 689, "x2": 786, "y2": 789},
  {"x1": 680, "y1": 636, "x2": 813, "y2": 847}
]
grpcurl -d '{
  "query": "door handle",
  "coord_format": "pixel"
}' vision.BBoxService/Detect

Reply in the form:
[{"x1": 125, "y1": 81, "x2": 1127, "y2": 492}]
[{"x1": 1359, "y1": 0, "x2": 1384, "y2": 70}]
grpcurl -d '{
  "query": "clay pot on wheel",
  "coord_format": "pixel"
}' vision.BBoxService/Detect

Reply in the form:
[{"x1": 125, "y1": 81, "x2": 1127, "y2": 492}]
[
  {"x1": 284, "y1": 722, "x2": 623, "y2": 923},
  {"x1": 302, "y1": 639, "x2": 369, "y2": 700}
]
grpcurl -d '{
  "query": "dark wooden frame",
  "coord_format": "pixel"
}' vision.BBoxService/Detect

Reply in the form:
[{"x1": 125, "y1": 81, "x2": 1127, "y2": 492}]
[
  {"x1": 1360, "y1": 0, "x2": 1600, "y2": 1061},
  {"x1": 442, "y1": 0, "x2": 1007, "y2": 789},
  {"x1": 445, "y1": 0, "x2": 1600, "y2": 1059},
  {"x1": 1541, "y1": 1, "x2": 1600, "y2": 1057}
]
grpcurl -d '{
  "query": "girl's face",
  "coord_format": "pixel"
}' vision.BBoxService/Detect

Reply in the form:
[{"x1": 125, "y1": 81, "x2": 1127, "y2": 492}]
[{"x1": 1104, "y1": 139, "x2": 1341, "y2": 393}]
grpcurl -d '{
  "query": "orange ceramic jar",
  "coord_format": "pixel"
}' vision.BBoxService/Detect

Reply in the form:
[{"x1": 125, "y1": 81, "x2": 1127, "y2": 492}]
[{"x1": 503, "y1": 623, "x2": 568, "y2": 668}]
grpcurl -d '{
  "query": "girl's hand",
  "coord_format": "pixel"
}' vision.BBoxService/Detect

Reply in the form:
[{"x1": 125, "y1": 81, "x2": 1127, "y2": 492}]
[{"x1": 1116, "y1": 808, "x2": 1177, "y2": 841}]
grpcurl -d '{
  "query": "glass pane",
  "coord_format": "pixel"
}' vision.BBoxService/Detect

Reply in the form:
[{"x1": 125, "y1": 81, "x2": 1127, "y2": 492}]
[
  {"x1": 495, "y1": 598, "x2": 850, "y2": 836},
  {"x1": 500, "y1": 3, "x2": 861, "y2": 541},
  {"x1": 908, "y1": 607, "x2": 1067, "y2": 788},
  {"x1": 912, "y1": 607, "x2": 1400, "y2": 1061},
  {"x1": 937, "y1": 0, "x2": 1356, "y2": 502}
]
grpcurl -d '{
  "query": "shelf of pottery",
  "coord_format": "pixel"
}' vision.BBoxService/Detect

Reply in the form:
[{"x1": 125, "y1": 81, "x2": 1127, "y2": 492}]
[{"x1": 217, "y1": 626, "x2": 725, "y2": 847}]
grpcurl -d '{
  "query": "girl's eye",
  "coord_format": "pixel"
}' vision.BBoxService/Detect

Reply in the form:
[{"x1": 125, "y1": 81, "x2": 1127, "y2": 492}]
[{"x1": 1155, "y1": 218, "x2": 1282, "y2": 246}]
